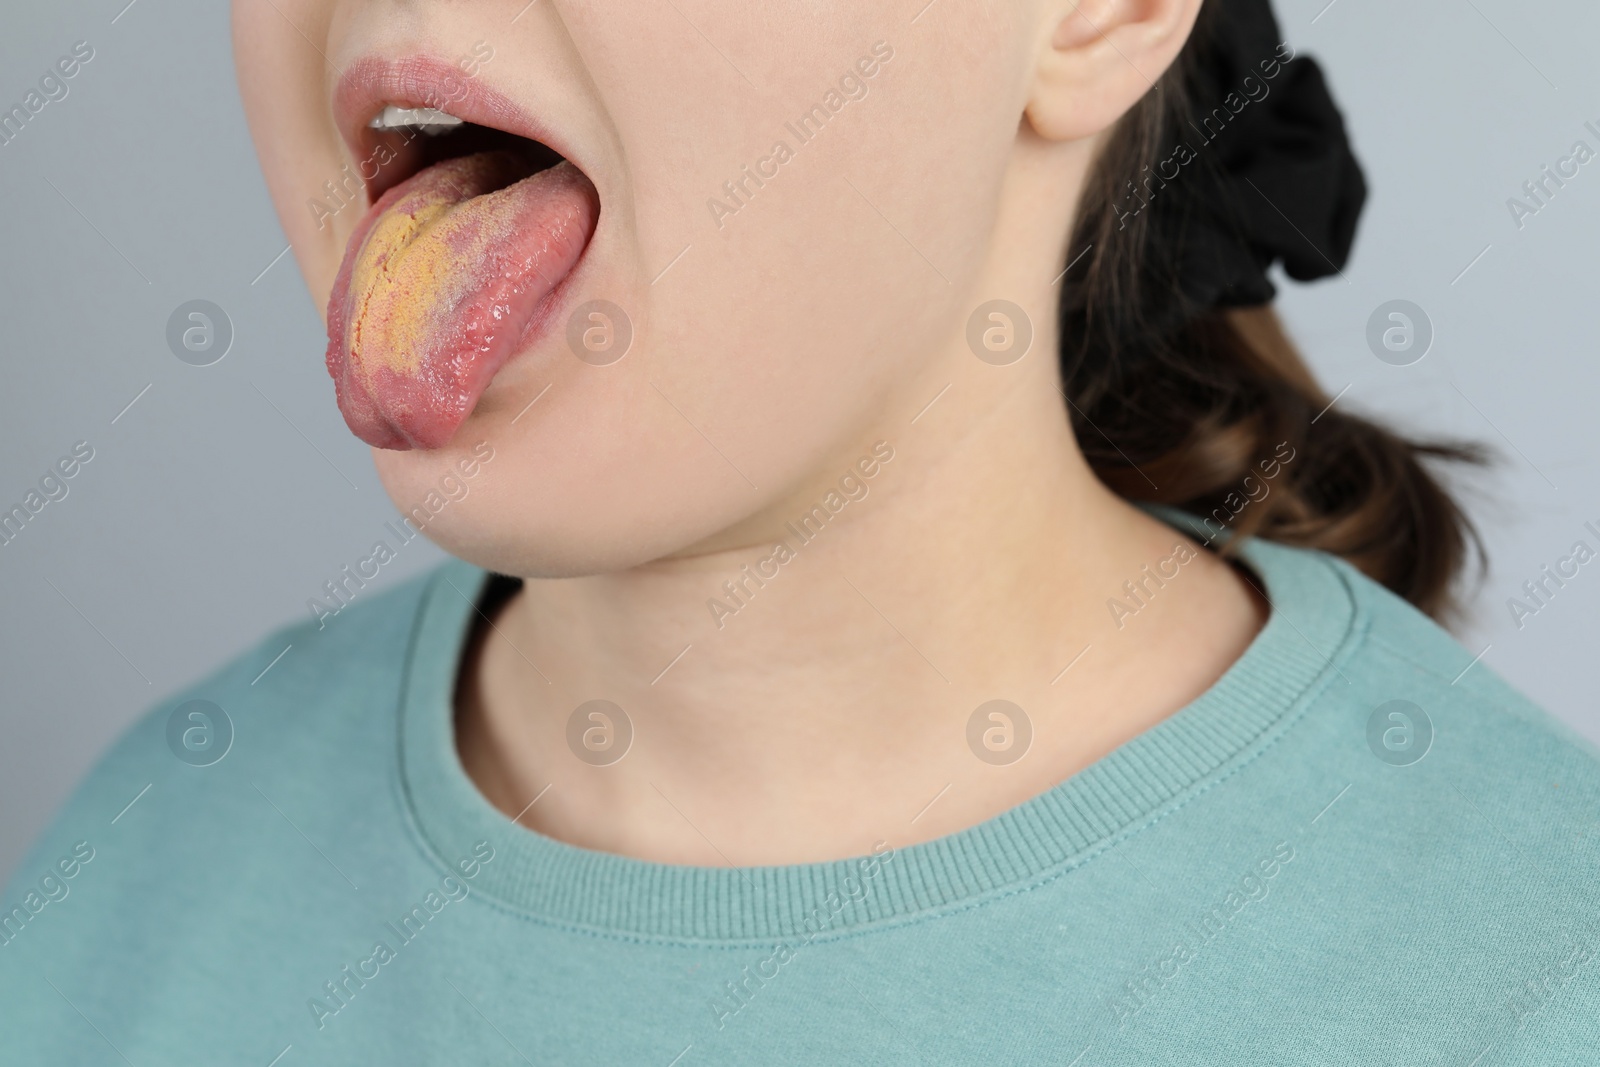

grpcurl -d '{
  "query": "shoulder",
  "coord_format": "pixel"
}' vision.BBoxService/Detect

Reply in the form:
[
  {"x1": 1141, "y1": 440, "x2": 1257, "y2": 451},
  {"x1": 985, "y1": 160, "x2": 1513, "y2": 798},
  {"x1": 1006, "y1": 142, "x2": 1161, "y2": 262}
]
[
  {"x1": 1324, "y1": 547, "x2": 1598, "y2": 766},
  {"x1": 1273, "y1": 542, "x2": 1600, "y2": 899},
  {"x1": 0, "y1": 561, "x2": 487, "y2": 1054},
  {"x1": 130, "y1": 557, "x2": 443, "y2": 767},
  {"x1": 2, "y1": 561, "x2": 462, "y2": 899},
  {"x1": 1228, "y1": 543, "x2": 1600, "y2": 1059},
  {"x1": 1238, "y1": 535, "x2": 1600, "y2": 873}
]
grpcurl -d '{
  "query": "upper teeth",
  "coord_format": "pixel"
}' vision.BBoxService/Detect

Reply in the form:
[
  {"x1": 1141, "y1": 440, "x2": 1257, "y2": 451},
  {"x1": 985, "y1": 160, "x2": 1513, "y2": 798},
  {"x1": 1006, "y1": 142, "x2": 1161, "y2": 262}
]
[{"x1": 368, "y1": 105, "x2": 464, "y2": 135}]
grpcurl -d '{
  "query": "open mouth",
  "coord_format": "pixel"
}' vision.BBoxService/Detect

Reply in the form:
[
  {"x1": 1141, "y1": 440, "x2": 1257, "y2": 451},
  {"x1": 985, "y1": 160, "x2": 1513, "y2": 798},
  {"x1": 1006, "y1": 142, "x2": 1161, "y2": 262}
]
[
  {"x1": 359, "y1": 104, "x2": 567, "y2": 203},
  {"x1": 325, "y1": 59, "x2": 600, "y2": 451}
]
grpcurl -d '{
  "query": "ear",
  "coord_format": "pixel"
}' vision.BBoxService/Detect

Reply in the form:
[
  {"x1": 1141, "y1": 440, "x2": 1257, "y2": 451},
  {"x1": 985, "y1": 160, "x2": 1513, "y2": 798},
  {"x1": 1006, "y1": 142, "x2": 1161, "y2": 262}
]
[{"x1": 1026, "y1": 0, "x2": 1203, "y2": 142}]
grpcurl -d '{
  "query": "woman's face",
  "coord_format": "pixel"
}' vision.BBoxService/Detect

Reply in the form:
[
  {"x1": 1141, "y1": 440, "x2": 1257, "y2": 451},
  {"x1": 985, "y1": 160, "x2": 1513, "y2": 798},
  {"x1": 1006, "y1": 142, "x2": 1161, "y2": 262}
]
[{"x1": 234, "y1": 0, "x2": 1066, "y2": 576}]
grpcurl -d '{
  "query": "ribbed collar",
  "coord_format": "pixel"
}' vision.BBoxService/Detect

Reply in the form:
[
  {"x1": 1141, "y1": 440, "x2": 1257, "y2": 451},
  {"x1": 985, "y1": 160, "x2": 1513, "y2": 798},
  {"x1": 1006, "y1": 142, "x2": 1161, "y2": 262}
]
[{"x1": 396, "y1": 510, "x2": 1362, "y2": 944}]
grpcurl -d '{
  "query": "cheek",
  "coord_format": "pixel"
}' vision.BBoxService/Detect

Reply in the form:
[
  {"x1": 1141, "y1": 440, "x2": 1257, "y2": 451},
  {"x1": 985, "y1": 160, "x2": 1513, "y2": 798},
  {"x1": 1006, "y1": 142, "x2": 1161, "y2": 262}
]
[
  {"x1": 558, "y1": 4, "x2": 1017, "y2": 469},
  {"x1": 233, "y1": 0, "x2": 353, "y2": 311}
]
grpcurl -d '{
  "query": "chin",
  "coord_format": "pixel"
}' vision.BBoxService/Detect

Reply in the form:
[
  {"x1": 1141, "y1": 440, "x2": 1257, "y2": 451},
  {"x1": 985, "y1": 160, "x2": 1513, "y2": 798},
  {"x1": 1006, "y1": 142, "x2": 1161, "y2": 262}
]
[{"x1": 369, "y1": 434, "x2": 759, "y2": 580}]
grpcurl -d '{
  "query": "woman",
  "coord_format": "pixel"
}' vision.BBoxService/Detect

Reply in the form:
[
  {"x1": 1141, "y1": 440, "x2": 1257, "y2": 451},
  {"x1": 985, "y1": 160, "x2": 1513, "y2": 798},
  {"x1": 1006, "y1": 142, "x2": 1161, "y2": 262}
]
[{"x1": 5, "y1": 0, "x2": 1597, "y2": 1062}]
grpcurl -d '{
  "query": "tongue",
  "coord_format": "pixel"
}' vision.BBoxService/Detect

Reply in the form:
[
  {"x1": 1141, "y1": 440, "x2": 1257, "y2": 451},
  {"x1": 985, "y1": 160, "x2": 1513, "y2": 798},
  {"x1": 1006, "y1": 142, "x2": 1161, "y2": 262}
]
[{"x1": 325, "y1": 152, "x2": 598, "y2": 450}]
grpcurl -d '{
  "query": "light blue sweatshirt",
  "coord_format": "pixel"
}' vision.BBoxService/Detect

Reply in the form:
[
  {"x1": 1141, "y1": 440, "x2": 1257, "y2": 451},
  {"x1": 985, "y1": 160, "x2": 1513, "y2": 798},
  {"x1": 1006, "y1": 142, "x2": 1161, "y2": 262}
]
[{"x1": 5, "y1": 512, "x2": 1599, "y2": 1064}]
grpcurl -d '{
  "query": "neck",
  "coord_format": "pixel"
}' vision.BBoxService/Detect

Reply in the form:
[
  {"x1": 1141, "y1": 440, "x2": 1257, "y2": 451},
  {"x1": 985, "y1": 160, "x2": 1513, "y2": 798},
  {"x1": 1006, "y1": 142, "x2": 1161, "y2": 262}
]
[{"x1": 456, "y1": 341, "x2": 1268, "y2": 866}]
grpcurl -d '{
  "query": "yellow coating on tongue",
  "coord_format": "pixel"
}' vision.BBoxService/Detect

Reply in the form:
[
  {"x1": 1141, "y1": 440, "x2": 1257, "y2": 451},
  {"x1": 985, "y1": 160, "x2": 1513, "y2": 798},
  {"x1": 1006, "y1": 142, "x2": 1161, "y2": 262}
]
[{"x1": 344, "y1": 187, "x2": 499, "y2": 382}]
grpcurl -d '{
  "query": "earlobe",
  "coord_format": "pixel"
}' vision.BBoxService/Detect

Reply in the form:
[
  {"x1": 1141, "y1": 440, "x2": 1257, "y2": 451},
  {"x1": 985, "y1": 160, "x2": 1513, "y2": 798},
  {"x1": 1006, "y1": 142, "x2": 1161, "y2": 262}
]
[{"x1": 1025, "y1": 0, "x2": 1202, "y2": 142}]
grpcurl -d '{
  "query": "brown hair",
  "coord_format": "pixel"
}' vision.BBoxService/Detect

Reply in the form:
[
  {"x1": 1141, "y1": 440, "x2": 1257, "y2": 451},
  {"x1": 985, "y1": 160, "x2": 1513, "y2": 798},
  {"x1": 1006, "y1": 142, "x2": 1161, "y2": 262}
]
[{"x1": 1059, "y1": 18, "x2": 1485, "y2": 621}]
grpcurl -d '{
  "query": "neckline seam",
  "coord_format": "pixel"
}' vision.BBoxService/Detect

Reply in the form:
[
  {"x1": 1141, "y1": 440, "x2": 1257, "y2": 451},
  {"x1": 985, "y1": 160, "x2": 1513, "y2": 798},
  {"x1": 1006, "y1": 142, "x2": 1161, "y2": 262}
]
[
  {"x1": 395, "y1": 525, "x2": 1365, "y2": 945},
  {"x1": 398, "y1": 599, "x2": 1369, "y2": 949},
  {"x1": 392, "y1": 550, "x2": 1370, "y2": 947}
]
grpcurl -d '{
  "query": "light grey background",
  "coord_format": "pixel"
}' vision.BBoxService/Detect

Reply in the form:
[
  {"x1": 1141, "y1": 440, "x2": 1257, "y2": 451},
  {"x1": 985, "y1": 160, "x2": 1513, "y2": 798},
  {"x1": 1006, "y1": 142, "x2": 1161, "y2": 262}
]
[{"x1": 2, "y1": 0, "x2": 1597, "y2": 885}]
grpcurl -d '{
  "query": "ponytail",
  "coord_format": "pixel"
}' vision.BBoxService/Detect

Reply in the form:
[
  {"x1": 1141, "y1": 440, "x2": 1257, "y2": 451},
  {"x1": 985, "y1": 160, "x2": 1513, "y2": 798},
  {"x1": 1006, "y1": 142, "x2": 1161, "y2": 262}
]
[{"x1": 1058, "y1": 3, "x2": 1485, "y2": 620}]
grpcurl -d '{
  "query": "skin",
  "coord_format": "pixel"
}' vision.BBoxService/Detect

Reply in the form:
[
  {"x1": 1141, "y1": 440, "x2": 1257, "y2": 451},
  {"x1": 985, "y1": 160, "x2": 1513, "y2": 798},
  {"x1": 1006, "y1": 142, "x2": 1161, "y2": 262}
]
[{"x1": 234, "y1": 0, "x2": 1267, "y2": 865}]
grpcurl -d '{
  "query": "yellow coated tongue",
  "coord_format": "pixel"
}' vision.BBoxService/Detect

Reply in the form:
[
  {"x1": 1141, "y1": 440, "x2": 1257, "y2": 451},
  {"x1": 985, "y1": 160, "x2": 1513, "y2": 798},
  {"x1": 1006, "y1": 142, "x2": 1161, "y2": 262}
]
[{"x1": 344, "y1": 187, "x2": 503, "y2": 384}]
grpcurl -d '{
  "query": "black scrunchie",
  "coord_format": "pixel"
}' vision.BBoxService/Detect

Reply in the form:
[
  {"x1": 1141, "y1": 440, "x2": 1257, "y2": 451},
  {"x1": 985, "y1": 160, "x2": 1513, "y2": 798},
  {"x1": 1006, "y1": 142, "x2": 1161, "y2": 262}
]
[{"x1": 1159, "y1": 0, "x2": 1366, "y2": 313}]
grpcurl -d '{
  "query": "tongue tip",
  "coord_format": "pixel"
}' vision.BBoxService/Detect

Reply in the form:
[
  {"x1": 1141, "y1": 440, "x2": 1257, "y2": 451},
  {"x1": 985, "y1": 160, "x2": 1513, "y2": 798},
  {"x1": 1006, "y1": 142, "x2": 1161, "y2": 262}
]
[
  {"x1": 331, "y1": 366, "x2": 461, "y2": 452},
  {"x1": 343, "y1": 401, "x2": 461, "y2": 452},
  {"x1": 326, "y1": 336, "x2": 454, "y2": 452}
]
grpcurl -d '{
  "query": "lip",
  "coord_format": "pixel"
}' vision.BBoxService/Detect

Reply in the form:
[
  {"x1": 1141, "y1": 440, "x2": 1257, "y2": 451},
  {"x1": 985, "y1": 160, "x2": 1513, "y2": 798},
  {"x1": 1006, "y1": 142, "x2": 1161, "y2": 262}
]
[{"x1": 333, "y1": 54, "x2": 584, "y2": 204}]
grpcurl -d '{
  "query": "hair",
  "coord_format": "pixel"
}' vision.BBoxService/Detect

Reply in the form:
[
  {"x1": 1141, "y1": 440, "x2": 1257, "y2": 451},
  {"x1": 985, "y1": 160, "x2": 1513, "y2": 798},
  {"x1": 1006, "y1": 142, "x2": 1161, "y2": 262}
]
[{"x1": 1059, "y1": 10, "x2": 1485, "y2": 622}]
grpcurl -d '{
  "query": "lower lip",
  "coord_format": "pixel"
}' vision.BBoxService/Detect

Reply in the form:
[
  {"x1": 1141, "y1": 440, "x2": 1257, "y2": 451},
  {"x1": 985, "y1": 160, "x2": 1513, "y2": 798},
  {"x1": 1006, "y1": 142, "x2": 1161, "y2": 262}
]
[{"x1": 323, "y1": 151, "x2": 599, "y2": 451}]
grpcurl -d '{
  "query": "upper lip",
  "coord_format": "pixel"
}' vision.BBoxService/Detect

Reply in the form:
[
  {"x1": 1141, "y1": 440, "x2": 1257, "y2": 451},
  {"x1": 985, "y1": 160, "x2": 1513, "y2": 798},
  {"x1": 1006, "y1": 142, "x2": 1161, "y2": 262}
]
[{"x1": 332, "y1": 54, "x2": 578, "y2": 193}]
